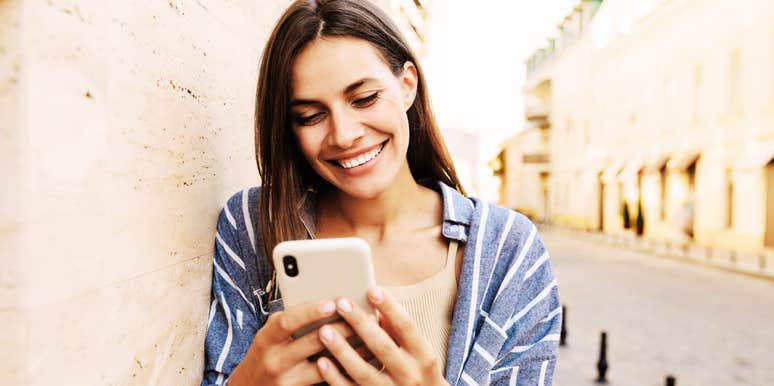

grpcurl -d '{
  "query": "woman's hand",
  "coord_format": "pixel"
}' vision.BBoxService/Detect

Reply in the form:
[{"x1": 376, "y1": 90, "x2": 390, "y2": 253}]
[
  {"x1": 315, "y1": 287, "x2": 448, "y2": 386},
  {"x1": 229, "y1": 299, "x2": 360, "y2": 386}
]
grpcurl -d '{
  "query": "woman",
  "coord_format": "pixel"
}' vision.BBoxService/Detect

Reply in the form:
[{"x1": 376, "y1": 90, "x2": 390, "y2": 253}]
[{"x1": 201, "y1": 1, "x2": 561, "y2": 385}]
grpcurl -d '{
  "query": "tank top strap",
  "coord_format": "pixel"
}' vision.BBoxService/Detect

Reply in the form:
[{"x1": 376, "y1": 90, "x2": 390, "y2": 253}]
[{"x1": 445, "y1": 239, "x2": 458, "y2": 272}]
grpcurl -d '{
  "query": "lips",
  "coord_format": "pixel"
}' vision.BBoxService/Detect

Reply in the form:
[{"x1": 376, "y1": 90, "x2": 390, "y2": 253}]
[{"x1": 331, "y1": 141, "x2": 387, "y2": 169}]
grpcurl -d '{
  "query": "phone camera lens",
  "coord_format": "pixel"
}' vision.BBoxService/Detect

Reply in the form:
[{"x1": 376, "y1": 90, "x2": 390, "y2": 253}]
[{"x1": 283, "y1": 255, "x2": 299, "y2": 277}]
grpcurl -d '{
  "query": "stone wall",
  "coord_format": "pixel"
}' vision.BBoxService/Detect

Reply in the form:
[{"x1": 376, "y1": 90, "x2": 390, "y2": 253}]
[{"x1": 1, "y1": 1, "x2": 291, "y2": 384}]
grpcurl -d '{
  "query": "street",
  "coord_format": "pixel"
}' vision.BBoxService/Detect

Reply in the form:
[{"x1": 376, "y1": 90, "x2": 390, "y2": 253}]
[{"x1": 541, "y1": 228, "x2": 774, "y2": 386}]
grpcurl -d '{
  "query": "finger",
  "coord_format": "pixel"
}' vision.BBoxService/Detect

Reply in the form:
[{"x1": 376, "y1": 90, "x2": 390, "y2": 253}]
[
  {"x1": 283, "y1": 321, "x2": 355, "y2": 364},
  {"x1": 354, "y1": 344, "x2": 375, "y2": 362},
  {"x1": 312, "y1": 342, "x2": 375, "y2": 372},
  {"x1": 319, "y1": 323, "x2": 385, "y2": 385},
  {"x1": 334, "y1": 298, "x2": 409, "y2": 379},
  {"x1": 280, "y1": 359, "x2": 325, "y2": 385},
  {"x1": 264, "y1": 299, "x2": 337, "y2": 344},
  {"x1": 377, "y1": 313, "x2": 401, "y2": 345},
  {"x1": 317, "y1": 339, "x2": 374, "y2": 363},
  {"x1": 317, "y1": 357, "x2": 356, "y2": 386},
  {"x1": 368, "y1": 287, "x2": 432, "y2": 358}
]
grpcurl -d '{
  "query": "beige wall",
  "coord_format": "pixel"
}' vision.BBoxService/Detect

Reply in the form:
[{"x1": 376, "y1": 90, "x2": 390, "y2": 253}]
[
  {"x1": 543, "y1": 0, "x2": 774, "y2": 250},
  {"x1": 1, "y1": 1, "x2": 25, "y2": 383},
  {"x1": 1, "y1": 0, "x2": 292, "y2": 384}
]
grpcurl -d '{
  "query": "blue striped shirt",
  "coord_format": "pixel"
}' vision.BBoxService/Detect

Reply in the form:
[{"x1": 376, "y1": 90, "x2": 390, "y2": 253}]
[{"x1": 201, "y1": 182, "x2": 561, "y2": 385}]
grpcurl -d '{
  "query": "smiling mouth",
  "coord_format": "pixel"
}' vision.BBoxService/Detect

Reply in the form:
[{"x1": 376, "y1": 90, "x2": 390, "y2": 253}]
[{"x1": 332, "y1": 140, "x2": 387, "y2": 169}]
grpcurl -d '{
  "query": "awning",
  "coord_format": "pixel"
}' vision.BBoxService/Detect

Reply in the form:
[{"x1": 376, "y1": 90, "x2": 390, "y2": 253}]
[
  {"x1": 642, "y1": 154, "x2": 669, "y2": 173},
  {"x1": 667, "y1": 151, "x2": 700, "y2": 171},
  {"x1": 734, "y1": 146, "x2": 774, "y2": 170},
  {"x1": 618, "y1": 159, "x2": 644, "y2": 180},
  {"x1": 601, "y1": 161, "x2": 624, "y2": 183}
]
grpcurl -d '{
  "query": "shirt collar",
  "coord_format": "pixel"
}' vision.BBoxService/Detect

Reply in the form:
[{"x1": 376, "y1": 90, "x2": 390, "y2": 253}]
[{"x1": 438, "y1": 181, "x2": 473, "y2": 243}]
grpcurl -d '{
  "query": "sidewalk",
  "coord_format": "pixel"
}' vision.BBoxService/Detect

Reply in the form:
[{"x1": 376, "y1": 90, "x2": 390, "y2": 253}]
[{"x1": 540, "y1": 224, "x2": 774, "y2": 282}]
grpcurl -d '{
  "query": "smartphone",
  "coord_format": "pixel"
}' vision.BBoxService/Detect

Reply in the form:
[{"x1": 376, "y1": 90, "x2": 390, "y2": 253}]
[{"x1": 272, "y1": 237, "x2": 377, "y2": 339}]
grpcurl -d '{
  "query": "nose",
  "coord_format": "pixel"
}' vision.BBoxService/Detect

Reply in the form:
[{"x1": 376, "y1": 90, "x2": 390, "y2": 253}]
[{"x1": 327, "y1": 110, "x2": 364, "y2": 149}]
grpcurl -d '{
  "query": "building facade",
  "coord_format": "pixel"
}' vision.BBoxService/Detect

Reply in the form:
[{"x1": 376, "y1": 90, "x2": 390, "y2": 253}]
[
  {"x1": 498, "y1": 100, "x2": 552, "y2": 221},
  {"x1": 516, "y1": 0, "x2": 774, "y2": 253}
]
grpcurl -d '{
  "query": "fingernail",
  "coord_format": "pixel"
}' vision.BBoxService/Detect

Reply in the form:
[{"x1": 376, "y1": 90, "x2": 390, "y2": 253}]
[
  {"x1": 320, "y1": 325, "x2": 334, "y2": 342},
  {"x1": 320, "y1": 301, "x2": 336, "y2": 315},
  {"x1": 337, "y1": 298, "x2": 352, "y2": 313},
  {"x1": 369, "y1": 287, "x2": 384, "y2": 303},
  {"x1": 318, "y1": 358, "x2": 329, "y2": 371}
]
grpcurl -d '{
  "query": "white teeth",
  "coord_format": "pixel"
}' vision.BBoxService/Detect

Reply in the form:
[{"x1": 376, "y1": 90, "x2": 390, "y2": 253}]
[{"x1": 337, "y1": 143, "x2": 384, "y2": 169}]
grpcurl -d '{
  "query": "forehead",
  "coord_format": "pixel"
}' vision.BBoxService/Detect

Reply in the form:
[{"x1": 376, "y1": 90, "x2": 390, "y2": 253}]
[{"x1": 291, "y1": 37, "x2": 394, "y2": 99}]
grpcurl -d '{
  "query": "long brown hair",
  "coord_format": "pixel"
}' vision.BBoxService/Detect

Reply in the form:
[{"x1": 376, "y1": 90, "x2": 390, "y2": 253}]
[{"x1": 255, "y1": 0, "x2": 465, "y2": 260}]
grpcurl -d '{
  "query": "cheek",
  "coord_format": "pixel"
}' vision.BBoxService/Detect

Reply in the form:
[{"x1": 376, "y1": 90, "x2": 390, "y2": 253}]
[
  {"x1": 367, "y1": 95, "x2": 410, "y2": 128},
  {"x1": 293, "y1": 130, "x2": 324, "y2": 160}
]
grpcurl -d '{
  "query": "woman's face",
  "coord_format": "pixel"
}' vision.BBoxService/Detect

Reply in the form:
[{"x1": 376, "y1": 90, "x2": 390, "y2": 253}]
[{"x1": 290, "y1": 36, "x2": 418, "y2": 199}]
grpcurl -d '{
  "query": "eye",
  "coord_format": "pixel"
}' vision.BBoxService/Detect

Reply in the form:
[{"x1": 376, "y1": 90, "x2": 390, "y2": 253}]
[
  {"x1": 352, "y1": 92, "x2": 379, "y2": 108},
  {"x1": 295, "y1": 112, "x2": 325, "y2": 126}
]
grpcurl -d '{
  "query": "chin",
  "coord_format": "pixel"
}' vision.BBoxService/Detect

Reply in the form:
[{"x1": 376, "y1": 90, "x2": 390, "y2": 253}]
[
  {"x1": 316, "y1": 168, "x2": 397, "y2": 200},
  {"x1": 332, "y1": 176, "x2": 395, "y2": 200},
  {"x1": 313, "y1": 152, "x2": 406, "y2": 200},
  {"x1": 336, "y1": 179, "x2": 393, "y2": 200}
]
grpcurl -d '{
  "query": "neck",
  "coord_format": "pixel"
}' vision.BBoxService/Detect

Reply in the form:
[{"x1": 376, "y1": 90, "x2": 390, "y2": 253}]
[{"x1": 319, "y1": 164, "x2": 441, "y2": 242}]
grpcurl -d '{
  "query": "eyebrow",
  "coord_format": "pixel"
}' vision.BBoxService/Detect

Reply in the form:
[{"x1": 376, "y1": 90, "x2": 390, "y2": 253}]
[{"x1": 290, "y1": 77, "x2": 377, "y2": 107}]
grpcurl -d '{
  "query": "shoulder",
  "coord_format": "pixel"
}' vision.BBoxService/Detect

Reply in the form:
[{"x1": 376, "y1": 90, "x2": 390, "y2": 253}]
[
  {"x1": 467, "y1": 197, "x2": 537, "y2": 244},
  {"x1": 217, "y1": 186, "x2": 263, "y2": 232},
  {"x1": 213, "y1": 186, "x2": 273, "y2": 290},
  {"x1": 437, "y1": 182, "x2": 532, "y2": 235},
  {"x1": 466, "y1": 199, "x2": 547, "y2": 276}
]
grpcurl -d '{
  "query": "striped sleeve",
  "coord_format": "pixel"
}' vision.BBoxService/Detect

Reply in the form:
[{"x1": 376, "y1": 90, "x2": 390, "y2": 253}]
[
  {"x1": 201, "y1": 197, "x2": 261, "y2": 386},
  {"x1": 488, "y1": 221, "x2": 561, "y2": 386}
]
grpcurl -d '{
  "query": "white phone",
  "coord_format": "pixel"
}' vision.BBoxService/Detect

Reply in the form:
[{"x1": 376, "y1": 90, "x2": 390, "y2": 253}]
[{"x1": 272, "y1": 237, "x2": 377, "y2": 338}]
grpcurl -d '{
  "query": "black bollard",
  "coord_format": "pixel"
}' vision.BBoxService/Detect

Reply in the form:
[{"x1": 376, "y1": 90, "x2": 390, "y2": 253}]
[
  {"x1": 560, "y1": 305, "x2": 567, "y2": 346},
  {"x1": 665, "y1": 375, "x2": 676, "y2": 386},
  {"x1": 595, "y1": 331, "x2": 608, "y2": 383}
]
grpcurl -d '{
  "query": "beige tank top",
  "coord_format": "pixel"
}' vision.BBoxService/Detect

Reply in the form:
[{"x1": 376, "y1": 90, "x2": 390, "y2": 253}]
[{"x1": 385, "y1": 240, "x2": 459, "y2": 372}]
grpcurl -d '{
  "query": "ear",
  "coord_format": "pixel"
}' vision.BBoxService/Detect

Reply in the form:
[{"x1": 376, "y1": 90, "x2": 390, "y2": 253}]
[{"x1": 399, "y1": 61, "x2": 418, "y2": 111}]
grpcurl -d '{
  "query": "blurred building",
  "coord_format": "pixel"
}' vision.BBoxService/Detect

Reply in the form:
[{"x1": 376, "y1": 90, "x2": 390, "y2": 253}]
[
  {"x1": 498, "y1": 101, "x2": 551, "y2": 221},
  {"x1": 443, "y1": 127, "x2": 502, "y2": 200},
  {"x1": 371, "y1": 0, "x2": 430, "y2": 55},
  {"x1": 511, "y1": 0, "x2": 774, "y2": 253},
  {"x1": 502, "y1": 0, "x2": 603, "y2": 224}
]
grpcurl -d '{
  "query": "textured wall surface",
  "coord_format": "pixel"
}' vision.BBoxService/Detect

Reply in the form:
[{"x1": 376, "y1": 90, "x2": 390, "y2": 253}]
[
  {"x1": 2, "y1": 0, "x2": 290, "y2": 384},
  {"x1": 1, "y1": 0, "x2": 24, "y2": 383}
]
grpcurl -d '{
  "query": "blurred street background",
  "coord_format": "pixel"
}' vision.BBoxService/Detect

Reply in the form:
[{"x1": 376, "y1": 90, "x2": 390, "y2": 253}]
[
  {"x1": 543, "y1": 226, "x2": 774, "y2": 386},
  {"x1": 420, "y1": 0, "x2": 774, "y2": 384},
  {"x1": 3, "y1": 0, "x2": 773, "y2": 384}
]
